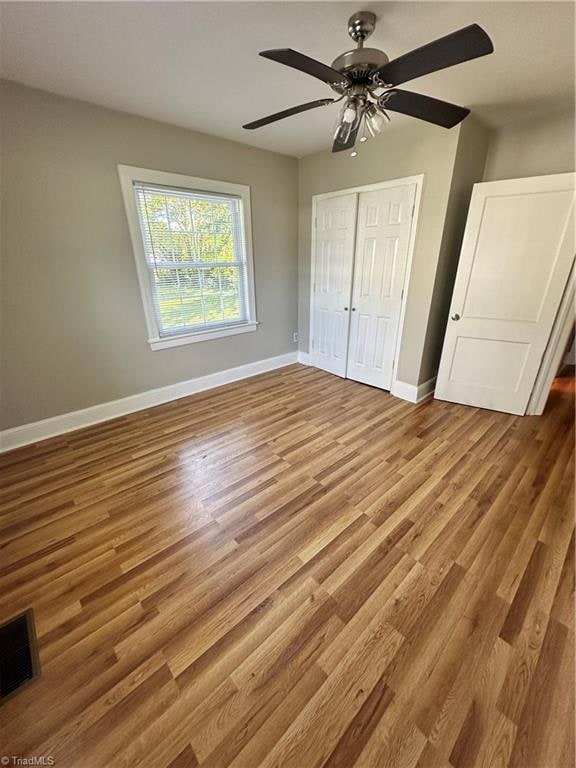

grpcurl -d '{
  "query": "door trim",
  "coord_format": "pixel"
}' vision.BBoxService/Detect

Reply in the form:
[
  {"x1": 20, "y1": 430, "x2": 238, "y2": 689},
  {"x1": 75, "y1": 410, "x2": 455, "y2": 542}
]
[
  {"x1": 527, "y1": 260, "x2": 575, "y2": 415},
  {"x1": 309, "y1": 174, "x2": 424, "y2": 398}
]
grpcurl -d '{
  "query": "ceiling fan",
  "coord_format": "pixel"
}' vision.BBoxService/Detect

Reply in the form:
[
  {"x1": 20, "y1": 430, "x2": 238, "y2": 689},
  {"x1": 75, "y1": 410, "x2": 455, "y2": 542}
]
[{"x1": 243, "y1": 12, "x2": 494, "y2": 154}]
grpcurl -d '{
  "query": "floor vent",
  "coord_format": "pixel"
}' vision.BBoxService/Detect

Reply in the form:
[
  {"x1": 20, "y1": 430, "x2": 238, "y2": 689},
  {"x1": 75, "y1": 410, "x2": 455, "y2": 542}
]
[{"x1": 0, "y1": 609, "x2": 40, "y2": 703}]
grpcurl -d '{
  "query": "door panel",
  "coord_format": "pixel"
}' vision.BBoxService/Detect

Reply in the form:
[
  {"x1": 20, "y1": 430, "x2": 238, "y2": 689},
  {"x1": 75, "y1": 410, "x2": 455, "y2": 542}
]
[
  {"x1": 346, "y1": 184, "x2": 417, "y2": 390},
  {"x1": 448, "y1": 337, "x2": 529, "y2": 390},
  {"x1": 462, "y1": 192, "x2": 574, "y2": 322},
  {"x1": 311, "y1": 194, "x2": 357, "y2": 376},
  {"x1": 435, "y1": 173, "x2": 576, "y2": 415}
]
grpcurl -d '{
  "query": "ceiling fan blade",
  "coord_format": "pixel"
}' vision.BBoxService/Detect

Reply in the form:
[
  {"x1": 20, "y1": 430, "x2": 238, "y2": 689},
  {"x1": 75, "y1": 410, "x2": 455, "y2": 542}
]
[
  {"x1": 332, "y1": 121, "x2": 360, "y2": 153},
  {"x1": 260, "y1": 49, "x2": 350, "y2": 87},
  {"x1": 375, "y1": 24, "x2": 494, "y2": 86},
  {"x1": 380, "y1": 89, "x2": 469, "y2": 128},
  {"x1": 243, "y1": 99, "x2": 334, "y2": 130}
]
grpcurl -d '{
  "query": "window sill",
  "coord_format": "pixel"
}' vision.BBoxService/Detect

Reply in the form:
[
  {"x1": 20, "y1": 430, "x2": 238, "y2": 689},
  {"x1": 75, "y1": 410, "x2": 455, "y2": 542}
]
[{"x1": 148, "y1": 322, "x2": 258, "y2": 350}]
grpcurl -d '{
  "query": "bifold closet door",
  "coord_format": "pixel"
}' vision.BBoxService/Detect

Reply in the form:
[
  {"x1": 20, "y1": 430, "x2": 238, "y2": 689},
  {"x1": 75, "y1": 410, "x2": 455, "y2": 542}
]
[
  {"x1": 346, "y1": 184, "x2": 417, "y2": 390},
  {"x1": 310, "y1": 193, "x2": 357, "y2": 377}
]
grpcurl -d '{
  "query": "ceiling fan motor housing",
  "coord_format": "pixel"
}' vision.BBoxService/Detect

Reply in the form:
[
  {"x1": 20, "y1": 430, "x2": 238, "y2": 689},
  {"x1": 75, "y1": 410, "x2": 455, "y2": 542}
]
[
  {"x1": 330, "y1": 11, "x2": 389, "y2": 89},
  {"x1": 331, "y1": 47, "x2": 389, "y2": 85}
]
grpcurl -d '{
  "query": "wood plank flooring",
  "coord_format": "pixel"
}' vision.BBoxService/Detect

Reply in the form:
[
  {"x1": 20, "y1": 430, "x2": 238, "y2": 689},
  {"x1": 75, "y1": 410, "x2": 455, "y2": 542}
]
[{"x1": 0, "y1": 364, "x2": 573, "y2": 768}]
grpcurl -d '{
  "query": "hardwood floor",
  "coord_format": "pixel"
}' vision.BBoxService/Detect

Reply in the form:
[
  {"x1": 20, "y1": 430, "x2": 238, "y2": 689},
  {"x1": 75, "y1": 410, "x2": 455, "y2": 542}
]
[{"x1": 0, "y1": 364, "x2": 573, "y2": 768}]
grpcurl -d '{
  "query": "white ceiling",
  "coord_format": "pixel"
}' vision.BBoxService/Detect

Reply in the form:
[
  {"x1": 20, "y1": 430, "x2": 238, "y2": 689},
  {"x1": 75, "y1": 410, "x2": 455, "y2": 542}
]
[{"x1": 1, "y1": 1, "x2": 574, "y2": 157}]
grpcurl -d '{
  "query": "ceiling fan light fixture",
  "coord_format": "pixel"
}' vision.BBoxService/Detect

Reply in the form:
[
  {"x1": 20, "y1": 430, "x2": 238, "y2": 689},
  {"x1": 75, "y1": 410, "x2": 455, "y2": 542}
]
[
  {"x1": 365, "y1": 103, "x2": 388, "y2": 137},
  {"x1": 342, "y1": 105, "x2": 358, "y2": 123},
  {"x1": 334, "y1": 97, "x2": 362, "y2": 145}
]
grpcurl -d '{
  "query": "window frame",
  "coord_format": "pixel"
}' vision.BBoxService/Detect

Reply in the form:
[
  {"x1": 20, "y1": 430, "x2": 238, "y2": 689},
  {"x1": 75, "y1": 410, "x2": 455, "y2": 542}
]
[{"x1": 118, "y1": 165, "x2": 258, "y2": 350}]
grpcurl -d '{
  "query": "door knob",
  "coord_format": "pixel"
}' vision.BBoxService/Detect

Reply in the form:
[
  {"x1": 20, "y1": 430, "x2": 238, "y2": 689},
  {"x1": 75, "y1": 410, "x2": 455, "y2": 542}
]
[
  {"x1": 344, "y1": 307, "x2": 349, "y2": 311},
  {"x1": 451, "y1": 313, "x2": 461, "y2": 321},
  {"x1": 352, "y1": 307, "x2": 357, "y2": 312}
]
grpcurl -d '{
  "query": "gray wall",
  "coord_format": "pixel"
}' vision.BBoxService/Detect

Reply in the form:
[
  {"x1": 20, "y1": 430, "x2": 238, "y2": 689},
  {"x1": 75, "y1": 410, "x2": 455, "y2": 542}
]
[
  {"x1": 484, "y1": 110, "x2": 575, "y2": 181},
  {"x1": 0, "y1": 81, "x2": 298, "y2": 429},
  {"x1": 298, "y1": 121, "x2": 461, "y2": 386},
  {"x1": 3, "y1": 80, "x2": 574, "y2": 431},
  {"x1": 420, "y1": 117, "x2": 490, "y2": 382}
]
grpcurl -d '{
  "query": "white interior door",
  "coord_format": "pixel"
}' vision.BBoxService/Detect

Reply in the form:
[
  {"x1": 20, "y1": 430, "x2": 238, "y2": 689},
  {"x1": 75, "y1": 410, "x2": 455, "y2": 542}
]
[
  {"x1": 311, "y1": 194, "x2": 357, "y2": 377},
  {"x1": 346, "y1": 184, "x2": 417, "y2": 390},
  {"x1": 435, "y1": 173, "x2": 576, "y2": 415}
]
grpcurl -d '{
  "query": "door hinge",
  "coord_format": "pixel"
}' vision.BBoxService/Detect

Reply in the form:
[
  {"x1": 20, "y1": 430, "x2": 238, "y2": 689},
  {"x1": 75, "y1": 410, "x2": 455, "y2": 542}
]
[
  {"x1": 313, "y1": 282, "x2": 316, "y2": 293},
  {"x1": 401, "y1": 288, "x2": 404, "y2": 300}
]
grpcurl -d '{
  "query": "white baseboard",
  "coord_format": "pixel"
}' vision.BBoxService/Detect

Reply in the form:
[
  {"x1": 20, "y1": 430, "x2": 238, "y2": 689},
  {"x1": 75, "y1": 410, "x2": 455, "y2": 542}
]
[
  {"x1": 416, "y1": 376, "x2": 437, "y2": 402},
  {"x1": 391, "y1": 376, "x2": 437, "y2": 404},
  {"x1": 0, "y1": 352, "x2": 299, "y2": 453},
  {"x1": 296, "y1": 354, "x2": 435, "y2": 404}
]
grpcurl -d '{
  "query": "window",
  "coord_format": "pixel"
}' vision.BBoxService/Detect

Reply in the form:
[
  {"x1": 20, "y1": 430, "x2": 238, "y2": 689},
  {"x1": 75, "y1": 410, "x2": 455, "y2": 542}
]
[{"x1": 118, "y1": 166, "x2": 257, "y2": 349}]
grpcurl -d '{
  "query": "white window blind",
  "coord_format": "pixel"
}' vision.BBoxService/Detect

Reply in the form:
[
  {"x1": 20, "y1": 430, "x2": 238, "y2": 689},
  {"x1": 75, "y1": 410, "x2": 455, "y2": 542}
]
[{"x1": 133, "y1": 181, "x2": 251, "y2": 338}]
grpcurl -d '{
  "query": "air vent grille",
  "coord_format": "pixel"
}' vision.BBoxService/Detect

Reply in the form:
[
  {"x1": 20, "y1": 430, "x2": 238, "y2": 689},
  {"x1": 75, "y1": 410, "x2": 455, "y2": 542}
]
[{"x1": 0, "y1": 610, "x2": 40, "y2": 702}]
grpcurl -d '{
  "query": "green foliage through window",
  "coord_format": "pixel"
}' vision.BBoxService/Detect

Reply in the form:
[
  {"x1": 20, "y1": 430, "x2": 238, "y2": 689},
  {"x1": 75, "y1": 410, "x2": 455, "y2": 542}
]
[{"x1": 134, "y1": 183, "x2": 248, "y2": 335}]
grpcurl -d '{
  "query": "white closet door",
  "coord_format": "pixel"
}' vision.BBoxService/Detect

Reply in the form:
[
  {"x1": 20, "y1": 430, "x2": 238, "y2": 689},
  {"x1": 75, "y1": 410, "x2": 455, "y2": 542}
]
[
  {"x1": 311, "y1": 194, "x2": 357, "y2": 377},
  {"x1": 435, "y1": 173, "x2": 576, "y2": 415},
  {"x1": 346, "y1": 184, "x2": 417, "y2": 390}
]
